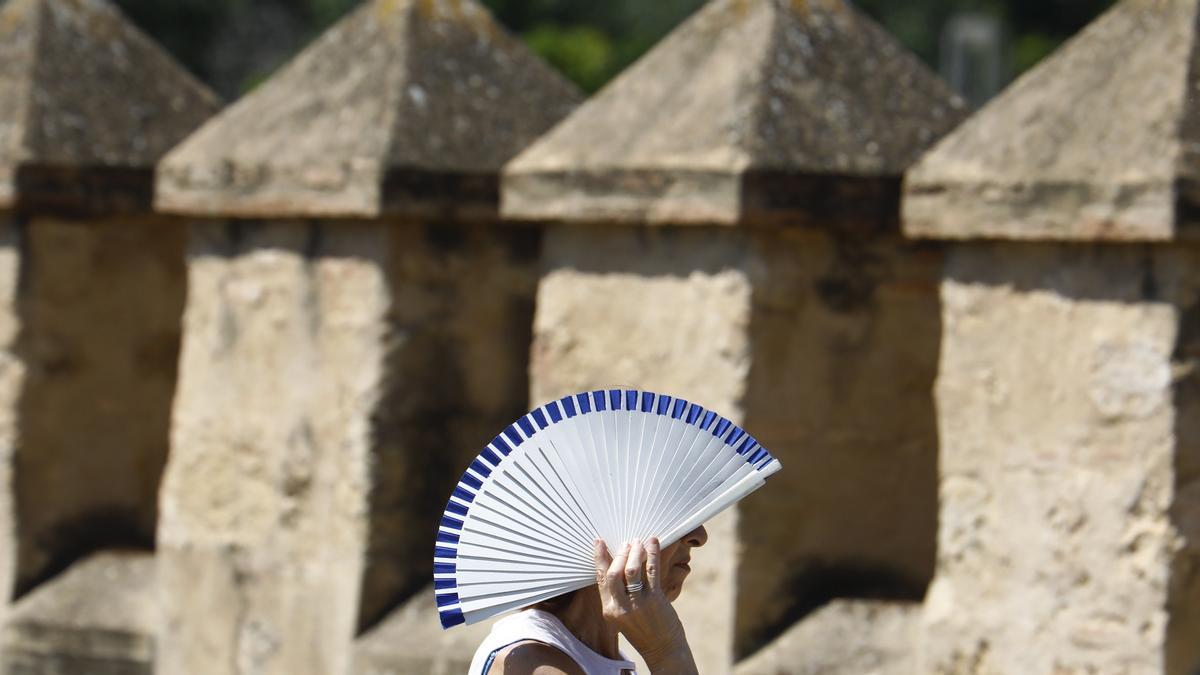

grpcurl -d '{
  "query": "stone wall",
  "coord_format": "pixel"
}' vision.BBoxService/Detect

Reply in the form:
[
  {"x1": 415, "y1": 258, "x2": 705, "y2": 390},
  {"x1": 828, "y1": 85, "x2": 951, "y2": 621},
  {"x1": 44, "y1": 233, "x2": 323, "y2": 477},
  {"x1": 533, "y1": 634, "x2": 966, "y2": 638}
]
[
  {"x1": 2, "y1": 0, "x2": 1197, "y2": 674},
  {"x1": 738, "y1": 229, "x2": 940, "y2": 657},
  {"x1": 531, "y1": 226, "x2": 754, "y2": 670},
  {"x1": 920, "y1": 243, "x2": 1200, "y2": 674},
  {"x1": 16, "y1": 218, "x2": 185, "y2": 596}
]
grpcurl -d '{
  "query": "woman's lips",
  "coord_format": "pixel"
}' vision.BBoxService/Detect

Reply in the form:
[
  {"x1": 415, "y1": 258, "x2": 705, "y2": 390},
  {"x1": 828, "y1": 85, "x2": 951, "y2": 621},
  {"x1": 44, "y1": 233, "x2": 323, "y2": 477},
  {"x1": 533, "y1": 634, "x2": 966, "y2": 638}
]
[{"x1": 674, "y1": 562, "x2": 691, "y2": 572}]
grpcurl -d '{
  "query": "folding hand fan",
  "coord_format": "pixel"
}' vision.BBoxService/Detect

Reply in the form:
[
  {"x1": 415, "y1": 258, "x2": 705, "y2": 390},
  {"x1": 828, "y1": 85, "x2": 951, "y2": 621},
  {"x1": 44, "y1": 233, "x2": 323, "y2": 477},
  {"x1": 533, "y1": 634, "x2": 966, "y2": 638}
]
[{"x1": 434, "y1": 389, "x2": 782, "y2": 628}]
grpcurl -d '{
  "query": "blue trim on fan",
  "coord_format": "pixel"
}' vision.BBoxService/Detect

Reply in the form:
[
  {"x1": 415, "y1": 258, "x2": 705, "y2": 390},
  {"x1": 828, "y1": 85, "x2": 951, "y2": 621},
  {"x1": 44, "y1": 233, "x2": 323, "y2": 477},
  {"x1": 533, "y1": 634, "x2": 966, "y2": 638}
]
[
  {"x1": 517, "y1": 416, "x2": 535, "y2": 436},
  {"x1": 434, "y1": 387, "x2": 781, "y2": 629},
  {"x1": 713, "y1": 418, "x2": 732, "y2": 438},
  {"x1": 503, "y1": 425, "x2": 523, "y2": 446},
  {"x1": 672, "y1": 399, "x2": 687, "y2": 419},
  {"x1": 491, "y1": 435, "x2": 512, "y2": 456},
  {"x1": 727, "y1": 427, "x2": 746, "y2": 447},
  {"x1": 439, "y1": 608, "x2": 466, "y2": 628}
]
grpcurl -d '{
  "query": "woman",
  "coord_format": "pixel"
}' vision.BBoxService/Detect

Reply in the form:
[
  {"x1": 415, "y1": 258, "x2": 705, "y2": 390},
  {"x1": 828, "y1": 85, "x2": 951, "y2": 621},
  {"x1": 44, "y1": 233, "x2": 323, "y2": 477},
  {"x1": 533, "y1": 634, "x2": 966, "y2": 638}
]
[{"x1": 467, "y1": 525, "x2": 709, "y2": 674}]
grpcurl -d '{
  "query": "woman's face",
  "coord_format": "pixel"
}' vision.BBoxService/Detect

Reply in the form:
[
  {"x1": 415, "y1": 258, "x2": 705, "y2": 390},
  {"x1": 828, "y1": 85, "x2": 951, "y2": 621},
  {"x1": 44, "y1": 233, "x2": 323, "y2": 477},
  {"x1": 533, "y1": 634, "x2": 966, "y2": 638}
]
[{"x1": 658, "y1": 525, "x2": 708, "y2": 601}]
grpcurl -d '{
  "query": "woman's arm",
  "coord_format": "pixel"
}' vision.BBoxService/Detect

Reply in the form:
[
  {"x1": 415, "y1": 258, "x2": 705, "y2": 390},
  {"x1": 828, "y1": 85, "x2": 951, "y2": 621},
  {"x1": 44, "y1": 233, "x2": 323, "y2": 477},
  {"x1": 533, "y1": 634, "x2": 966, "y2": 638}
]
[{"x1": 595, "y1": 538, "x2": 700, "y2": 675}]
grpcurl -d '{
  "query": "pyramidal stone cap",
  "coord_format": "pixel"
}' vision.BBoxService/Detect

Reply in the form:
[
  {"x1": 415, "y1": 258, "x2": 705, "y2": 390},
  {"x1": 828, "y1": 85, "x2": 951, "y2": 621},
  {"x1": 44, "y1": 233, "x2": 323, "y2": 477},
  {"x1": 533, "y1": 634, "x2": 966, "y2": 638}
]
[
  {"x1": 0, "y1": 0, "x2": 220, "y2": 216},
  {"x1": 905, "y1": 0, "x2": 1200, "y2": 242},
  {"x1": 156, "y1": 0, "x2": 583, "y2": 220},
  {"x1": 503, "y1": 0, "x2": 967, "y2": 228}
]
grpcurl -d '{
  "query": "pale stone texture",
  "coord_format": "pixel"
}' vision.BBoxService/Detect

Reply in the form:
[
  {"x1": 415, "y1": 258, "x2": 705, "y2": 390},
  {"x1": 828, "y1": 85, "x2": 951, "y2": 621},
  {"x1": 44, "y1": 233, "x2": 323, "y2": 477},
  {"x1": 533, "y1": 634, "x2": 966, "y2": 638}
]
[
  {"x1": 734, "y1": 600, "x2": 920, "y2": 675},
  {"x1": 158, "y1": 222, "x2": 386, "y2": 675},
  {"x1": 903, "y1": 0, "x2": 1200, "y2": 671},
  {"x1": 158, "y1": 221, "x2": 541, "y2": 675},
  {"x1": 155, "y1": 0, "x2": 577, "y2": 671},
  {"x1": 157, "y1": 0, "x2": 581, "y2": 219},
  {"x1": 0, "y1": 0, "x2": 219, "y2": 213},
  {"x1": 531, "y1": 228, "x2": 941, "y2": 670},
  {"x1": 0, "y1": 1, "x2": 218, "y2": 665},
  {"x1": 507, "y1": 1, "x2": 961, "y2": 669},
  {"x1": 920, "y1": 243, "x2": 1200, "y2": 675},
  {"x1": 3, "y1": 551, "x2": 155, "y2": 675},
  {"x1": 505, "y1": 0, "x2": 965, "y2": 226},
  {"x1": 905, "y1": 0, "x2": 1200, "y2": 241},
  {"x1": 352, "y1": 587, "x2": 492, "y2": 675},
  {"x1": 531, "y1": 228, "x2": 753, "y2": 672}
]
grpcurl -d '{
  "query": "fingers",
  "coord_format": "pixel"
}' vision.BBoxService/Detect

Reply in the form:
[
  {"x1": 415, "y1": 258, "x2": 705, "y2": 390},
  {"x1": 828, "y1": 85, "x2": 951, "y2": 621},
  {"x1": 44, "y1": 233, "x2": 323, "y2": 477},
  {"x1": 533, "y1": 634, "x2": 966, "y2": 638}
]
[
  {"x1": 645, "y1": 537, "x2": 662, "y2": 592},
  {"x1": 625, "y1": 539, "x2": 645, "y2": 589},
  {"x1": 594, "y1": 539, "x2": 613, "y2": 587},
  {"x1": 606, "y1": 541, "x2": 631, "y2": 596}
]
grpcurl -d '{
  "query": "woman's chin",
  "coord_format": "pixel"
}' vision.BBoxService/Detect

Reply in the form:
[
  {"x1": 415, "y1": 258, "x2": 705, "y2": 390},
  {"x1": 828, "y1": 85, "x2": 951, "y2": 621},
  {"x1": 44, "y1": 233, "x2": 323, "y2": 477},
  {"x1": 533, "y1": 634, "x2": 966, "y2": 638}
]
[{"x1": 664, "y1": 573, "x2": 689, "y2": 601}]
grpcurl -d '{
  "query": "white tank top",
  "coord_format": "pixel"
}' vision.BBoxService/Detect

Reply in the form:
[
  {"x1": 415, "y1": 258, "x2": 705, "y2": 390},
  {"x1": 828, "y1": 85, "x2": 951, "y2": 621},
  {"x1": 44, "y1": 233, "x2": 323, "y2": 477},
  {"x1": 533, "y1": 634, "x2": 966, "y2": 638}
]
[{"x1": 467, "y1": 609, "x2": 638, "y2": 674}]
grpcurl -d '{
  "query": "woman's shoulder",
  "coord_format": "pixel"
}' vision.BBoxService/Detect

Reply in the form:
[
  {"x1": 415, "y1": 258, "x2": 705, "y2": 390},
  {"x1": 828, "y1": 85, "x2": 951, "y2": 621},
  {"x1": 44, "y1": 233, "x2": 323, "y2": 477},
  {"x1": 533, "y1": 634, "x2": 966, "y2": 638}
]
[{"x1": 488, "y1": 640, "x2": 587, "y2": 675}]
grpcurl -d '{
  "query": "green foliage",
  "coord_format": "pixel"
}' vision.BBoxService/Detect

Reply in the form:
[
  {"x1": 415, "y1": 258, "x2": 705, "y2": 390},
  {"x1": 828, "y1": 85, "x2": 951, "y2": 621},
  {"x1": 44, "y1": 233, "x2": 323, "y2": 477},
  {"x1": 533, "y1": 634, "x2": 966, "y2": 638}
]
[
  {"x1": 112, "y1": 0, "x2": 1119, "y2": 98},
  {"x1": 523, "y1": 25, "x2": 615, "y2": 93},
  {"x1": 1013, "y1": 33, "x2": 1061, "y2": 74}
]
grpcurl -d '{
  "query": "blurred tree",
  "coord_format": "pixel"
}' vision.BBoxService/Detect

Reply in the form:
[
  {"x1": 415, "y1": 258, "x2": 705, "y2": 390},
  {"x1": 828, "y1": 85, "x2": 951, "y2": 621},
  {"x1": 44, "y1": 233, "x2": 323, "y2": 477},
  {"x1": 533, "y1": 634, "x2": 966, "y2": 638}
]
[{"x1": 107, "y1": 0, "x2": 1117, "y2": 99}]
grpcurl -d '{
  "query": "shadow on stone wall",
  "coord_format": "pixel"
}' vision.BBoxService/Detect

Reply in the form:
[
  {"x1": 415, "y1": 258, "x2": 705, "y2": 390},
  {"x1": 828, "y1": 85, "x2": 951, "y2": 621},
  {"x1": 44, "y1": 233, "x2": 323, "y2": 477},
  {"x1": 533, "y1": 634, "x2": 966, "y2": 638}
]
[
  {"x1": 357, "y1": 221, "x2": 541, "y2": 633},
  {"x1": 13, "y1": 217, "x2": 186, "y2": 599},
  {"x1": 737, "y1": 228, "x2": 942, "y2": 659},
  {"x1": 1169, "y1": 271, "x2": 1200, "y2": 675}
]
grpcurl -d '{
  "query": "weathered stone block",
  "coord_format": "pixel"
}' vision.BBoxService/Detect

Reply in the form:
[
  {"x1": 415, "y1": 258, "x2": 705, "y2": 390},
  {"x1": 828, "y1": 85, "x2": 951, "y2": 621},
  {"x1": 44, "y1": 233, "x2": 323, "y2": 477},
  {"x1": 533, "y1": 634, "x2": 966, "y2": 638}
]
[
  {"x1": 16, "y1": 218, "x2": 185, "y2": 597},
  {"x1": 532, "y1": 226, "x2": 752, "y2": 671},
  {"x1": 921, "y1": 243, "x2": 1200, "y2": 675},
  {"x1": 158, "y1": 220, "x2": 541, "y2": 675},
  {"x1": 531, "y1": 227, "x2": 941, "y2": 671},
  {"x1": 3, "y1": 551, "x2": 156, "y2": 675},
  {"x1": 0, "y1": 0, "x2": 219, "y2": 216},
  {"x1": 156, "y1": 0, "x2": 580, "y2": 220},
  {"x1": 353, "y1": 586, "x2": 492, "y2": 675},
  {"x1": 735, "y1": 599, "x2": 920, "y2": 675},
  {"x1": 737, "y1": 229, "x2": 940, "y2": 659}
]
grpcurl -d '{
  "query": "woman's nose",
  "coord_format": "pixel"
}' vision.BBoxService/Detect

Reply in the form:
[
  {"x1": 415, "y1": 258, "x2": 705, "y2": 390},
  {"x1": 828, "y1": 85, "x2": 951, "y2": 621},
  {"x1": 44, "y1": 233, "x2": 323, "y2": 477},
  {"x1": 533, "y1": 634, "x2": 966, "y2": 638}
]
[{"x1": 684, "y1": 524, "x2": 708, "y2": 548}]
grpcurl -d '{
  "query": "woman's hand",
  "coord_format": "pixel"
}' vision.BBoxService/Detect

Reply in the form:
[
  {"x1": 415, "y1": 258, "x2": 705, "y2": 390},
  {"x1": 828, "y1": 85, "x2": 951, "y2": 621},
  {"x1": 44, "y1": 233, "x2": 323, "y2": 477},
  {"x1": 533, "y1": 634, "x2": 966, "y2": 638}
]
[{"x1": 594, "y1": 538, "x2": 699, "y2": 675}]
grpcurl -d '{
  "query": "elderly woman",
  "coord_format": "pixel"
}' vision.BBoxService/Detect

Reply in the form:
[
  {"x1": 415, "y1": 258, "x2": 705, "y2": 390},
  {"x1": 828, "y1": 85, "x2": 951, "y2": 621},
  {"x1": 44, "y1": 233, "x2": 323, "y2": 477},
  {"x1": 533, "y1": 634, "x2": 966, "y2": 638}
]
[{"x1": 467, "y1": 526, "x2": 709, "y2": 674}]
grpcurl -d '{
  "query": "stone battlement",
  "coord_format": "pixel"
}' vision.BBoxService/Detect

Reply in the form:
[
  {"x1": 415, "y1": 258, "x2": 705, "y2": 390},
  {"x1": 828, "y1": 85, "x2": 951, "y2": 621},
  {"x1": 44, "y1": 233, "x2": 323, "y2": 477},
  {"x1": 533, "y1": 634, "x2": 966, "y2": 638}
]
[{"x1": 0, "y1": 1, "x2": 1193, "y2": 674}]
